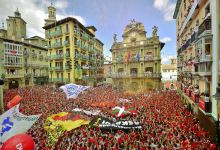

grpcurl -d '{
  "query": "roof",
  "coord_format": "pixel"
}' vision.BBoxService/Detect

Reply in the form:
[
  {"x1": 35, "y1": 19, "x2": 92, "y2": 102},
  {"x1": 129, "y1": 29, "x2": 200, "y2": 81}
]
[
  {"x1": 86, "y1": 26, "x2": 97, "y2": 32},
  {"x1": 26, "y1": 36, "x2": 45, "y2": 40},
  {"x1": 95, "y1": 38, "x2": 104, "y2": 45},
  {"x1": 7, "y1": 16, "x2": 27, "y2": 24},
  {"x1": 173, "y1": 0, "x2": 182, "y2": 19},
  {"x1": 0, "y1": 37, "x2": 47, "y2": 51},
  {"x1": 43, "y1": 17, "x2": 95, "y2": 37}
]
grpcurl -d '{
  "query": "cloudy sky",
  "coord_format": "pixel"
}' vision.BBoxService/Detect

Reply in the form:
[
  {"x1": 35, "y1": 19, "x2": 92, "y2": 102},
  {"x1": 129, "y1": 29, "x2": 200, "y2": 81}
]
[{"x1": 0, "y1": 0, "x2": 177, "y2": 63}]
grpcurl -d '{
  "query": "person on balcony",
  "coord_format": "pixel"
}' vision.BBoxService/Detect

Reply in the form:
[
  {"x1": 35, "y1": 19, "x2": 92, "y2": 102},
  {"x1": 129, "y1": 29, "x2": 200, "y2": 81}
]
[
  {"x1": 194, "y1": 85, "x2": 200, "y2": 103},
  {"x1": 204, "y1": 91, "x2": 210, "y2": 103}
]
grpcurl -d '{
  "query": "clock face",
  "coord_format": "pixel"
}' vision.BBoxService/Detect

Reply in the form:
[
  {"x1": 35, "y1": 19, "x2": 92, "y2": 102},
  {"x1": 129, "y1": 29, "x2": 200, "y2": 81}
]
[{"x1": 131, "y1": 32, "x2": 136, "y2": 37}]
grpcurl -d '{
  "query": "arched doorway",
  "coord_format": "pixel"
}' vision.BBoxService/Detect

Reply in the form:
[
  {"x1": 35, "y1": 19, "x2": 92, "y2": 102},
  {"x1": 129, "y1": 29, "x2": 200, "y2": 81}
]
[{"x1": 9, "y1": 80, "x2": 19, "y2": 89}]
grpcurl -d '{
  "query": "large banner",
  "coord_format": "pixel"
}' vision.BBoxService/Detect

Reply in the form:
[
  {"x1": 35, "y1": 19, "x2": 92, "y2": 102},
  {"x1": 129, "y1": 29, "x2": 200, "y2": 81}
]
[
  {"x1": 0, "y1": 104, "x2": 41, "y2": 143},
  {"x1": 90, "y1": 117, "x2": 142, "y2": 130},
  {"x1": 60, "y1": 84, "x2": 90, "y2": 99}
]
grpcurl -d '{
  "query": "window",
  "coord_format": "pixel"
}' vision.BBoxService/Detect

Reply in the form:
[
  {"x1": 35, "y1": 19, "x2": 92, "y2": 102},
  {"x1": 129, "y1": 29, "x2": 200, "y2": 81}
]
[
  {"x1": 205, "y1": 4, "x2": 210, "y2": 17},
  {"x1": 66, "y1": 24, "x2": 69, "y2": 32},
  {"x1": 39, "y1": 51, "x2": 41, "y2": 54}
]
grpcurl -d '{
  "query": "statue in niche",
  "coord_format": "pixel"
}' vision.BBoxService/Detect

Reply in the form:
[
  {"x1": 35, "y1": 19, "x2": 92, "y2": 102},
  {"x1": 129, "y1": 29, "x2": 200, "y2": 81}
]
[
  {"x1": 113, "y1": 34, "x2": 117, "y2": 43},
  {"x1": 152, "y1": 26, "x2": 158, "y2": 37}
]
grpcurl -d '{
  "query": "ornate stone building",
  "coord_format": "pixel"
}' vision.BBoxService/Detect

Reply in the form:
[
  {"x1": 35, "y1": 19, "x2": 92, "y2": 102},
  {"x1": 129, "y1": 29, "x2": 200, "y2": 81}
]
[{"x1": 110, "y1": 20, "x2": 164, "y2": 92}]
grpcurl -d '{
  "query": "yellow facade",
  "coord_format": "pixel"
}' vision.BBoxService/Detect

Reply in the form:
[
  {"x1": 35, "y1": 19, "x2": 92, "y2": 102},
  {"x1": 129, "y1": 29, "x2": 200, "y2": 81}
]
[
  {"x1": 0, "y1": 9, "x2": 48, "y2": 89},
  {"x1": 43, "y1": 6, "x2": 104, "y2": 86},
  {"x1": 173, "y1": 0, "x2": 212, "y2": 95},
  {"x1": 0, "y1": 38, "x2": 48, "y2": 89},
  {"x1": 110, "y1": 20, "x2": 164, "y2": 92}
]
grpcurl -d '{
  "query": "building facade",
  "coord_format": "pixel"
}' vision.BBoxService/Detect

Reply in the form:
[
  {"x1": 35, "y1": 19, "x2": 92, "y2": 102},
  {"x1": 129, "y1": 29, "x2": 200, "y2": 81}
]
[
  {"x1": 161, "y1": 58, "x2": 177, "y2": 89},
  {"x1": 110, "y1": 20, "x2": 164, "y2": 92},
  {"x1": 173, "y1": 0, "x2": 220, "y2": 141},
  {"x1": 104, "y1": 56, "x2": 112, "y2": 84},
  {"x1": 43, "y1": 5, "x2": 104, "y2": 86},
  {"x1": 0, "y1": 9, "x2": 48, "y2": 89}
]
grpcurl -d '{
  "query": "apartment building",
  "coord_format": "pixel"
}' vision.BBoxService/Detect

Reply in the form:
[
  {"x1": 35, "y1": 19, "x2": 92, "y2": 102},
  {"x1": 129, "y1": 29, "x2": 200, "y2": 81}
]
[
  {"x1": 0, "y1": 9, "x2": 48, "y2": 89},
  {"x1": 43, "y1": 5, "x2": 104, "y2": 86}
]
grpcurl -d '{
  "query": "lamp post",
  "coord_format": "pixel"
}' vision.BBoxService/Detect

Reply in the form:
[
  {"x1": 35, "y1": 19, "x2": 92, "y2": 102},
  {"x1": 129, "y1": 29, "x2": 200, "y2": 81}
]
[
  {"x1": 213, "y1": 82, "x2": 220, "y2": 147},
  {"x1": 0, "y1": 79, "x2": 4, "y2": 113}
]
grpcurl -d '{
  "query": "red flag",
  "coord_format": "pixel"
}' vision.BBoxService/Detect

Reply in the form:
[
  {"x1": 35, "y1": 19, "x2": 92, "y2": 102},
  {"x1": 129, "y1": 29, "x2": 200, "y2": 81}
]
[{"x1": 10, "y1": 50, "x2": 17, "y2": 55}]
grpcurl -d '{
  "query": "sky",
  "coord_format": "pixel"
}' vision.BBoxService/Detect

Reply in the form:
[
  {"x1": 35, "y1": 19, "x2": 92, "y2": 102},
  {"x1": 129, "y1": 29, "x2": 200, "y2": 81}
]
[{"x1": 0, "y1": 0, "x2": 177, "y2": 63}]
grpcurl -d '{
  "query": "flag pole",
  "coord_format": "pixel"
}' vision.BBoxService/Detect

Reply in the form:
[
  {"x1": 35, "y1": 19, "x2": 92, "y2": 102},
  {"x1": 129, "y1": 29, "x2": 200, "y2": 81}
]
[{"x1": 0, "y1": 79, "x2": 4, "y2": 113}]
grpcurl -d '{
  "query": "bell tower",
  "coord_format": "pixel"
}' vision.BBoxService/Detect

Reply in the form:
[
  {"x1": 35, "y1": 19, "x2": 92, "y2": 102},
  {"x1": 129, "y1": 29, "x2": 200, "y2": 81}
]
[{"x1": 44, "y1": 3, "x2": 56, "y2": 26}]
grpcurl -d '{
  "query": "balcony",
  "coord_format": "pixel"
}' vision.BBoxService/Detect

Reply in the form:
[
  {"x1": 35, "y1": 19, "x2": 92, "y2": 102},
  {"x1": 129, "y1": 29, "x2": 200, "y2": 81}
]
[
  {"x1": 24, "y1": 73, "x2": 32, "y2": 78},
  {"x1": 55, "y1": 66, "x2": 64, "y2": 71},
  {"x1": 5, "y1": 73, "x2": 24, "y2": 78},
  {"x1": 52, "y1": 42, "x2": 62, "y2": 49},
  {"x1": 53, "y1": 54, "x2": 64, "y2": 60},
  {"x1": 49, "y1": 78, "x2": 66, "y2": 83},
  {"x1": 52, "y1": 30, "x2": 62, "y2": 37},
  {"x1": 198, "y1": 19, "x2": 211, "y2": 36},
  {"x1": 180, "y1": 0, "x2": 201, "y2": 35},
  {"x1": 64, "y1": 40, "x2": 70, "y2": 46},
  {"x1": 81, "y1": 54, "x2": 89, "y2": 61},
  {"x1": 31, "y1": 64, "x2": 40, "y2": 69},
  {"x1": 144, "y1": 55, "x2": 154, "y2": 61},
  {"x1": 65, "y1": 65, "x2": 72, "y2": 70},
  {"x1": 65, "y1": 53, "x2": 70, "y2": 58},
  {"x1": 4, "y1": 63, "x2": 22, "y2": 68},
  {"x1": 144, "y1": 72, "x2": 161, "y2": 78}
]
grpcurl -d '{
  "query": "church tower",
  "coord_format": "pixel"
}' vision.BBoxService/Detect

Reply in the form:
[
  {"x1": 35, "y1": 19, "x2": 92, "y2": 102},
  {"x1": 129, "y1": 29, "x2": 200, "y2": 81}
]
[
  {"x1": 6, "y1": 8, "x2": 26, "y2": 40},
  {"x1": 44, "y1": 4, "x2": 56, "y2": 26}
]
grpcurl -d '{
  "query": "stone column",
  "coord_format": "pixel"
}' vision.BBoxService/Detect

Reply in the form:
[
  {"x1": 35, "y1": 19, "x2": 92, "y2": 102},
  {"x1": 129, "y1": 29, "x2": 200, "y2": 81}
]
[{"x1": 211, "y1": 0, "x2": 220, "y2": 120}]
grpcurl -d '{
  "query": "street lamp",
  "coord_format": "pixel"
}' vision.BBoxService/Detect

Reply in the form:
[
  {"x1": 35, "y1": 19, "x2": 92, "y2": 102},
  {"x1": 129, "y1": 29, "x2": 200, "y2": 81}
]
[
  {"x1": 0, "y1": 79, "x2": 4, "y2": 113},
  {"x1": 213, "y1": 82, "x2": 220, "y2": 147}
]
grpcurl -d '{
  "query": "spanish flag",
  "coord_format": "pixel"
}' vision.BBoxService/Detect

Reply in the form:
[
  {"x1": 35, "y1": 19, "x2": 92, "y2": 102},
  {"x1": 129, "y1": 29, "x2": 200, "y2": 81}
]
[{"x1": 50, "y1": 112, "x2": 90, "y2": 131}]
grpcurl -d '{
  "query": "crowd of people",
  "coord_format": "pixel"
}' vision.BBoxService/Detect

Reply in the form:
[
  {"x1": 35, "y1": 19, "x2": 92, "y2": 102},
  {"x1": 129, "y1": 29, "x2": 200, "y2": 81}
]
[{"x1": 3, "y1": 84, "x2": 216, "y2": 149}]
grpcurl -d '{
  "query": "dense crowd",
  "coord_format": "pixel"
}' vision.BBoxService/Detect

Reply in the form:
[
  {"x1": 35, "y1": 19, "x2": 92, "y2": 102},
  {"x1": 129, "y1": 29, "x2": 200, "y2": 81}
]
[{"x1": 3, "y1": 84, "x2": 216, "y2": 149}]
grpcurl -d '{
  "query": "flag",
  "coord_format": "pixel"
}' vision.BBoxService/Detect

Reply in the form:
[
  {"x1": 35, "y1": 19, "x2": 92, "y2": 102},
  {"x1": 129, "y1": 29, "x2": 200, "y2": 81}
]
[
  {"x1": 136, "y1": 51, "x2": 140, "y2": 62},
  {"x1": 7, "y1": 95, "x2": 22, "y2": 109},
  {"x1": 112, "y1": 106, "x2": 137, "y2": 117},
  {"x1": 127, "y1": 50, "x2": 131, "y2": 62},
  {"x1": 44, "y1": 112, "x2": 90, "y2": 146},
  {"x1": 124, "y1": 52, "x2": 128, "y2": 63},
  {"x1": 60, "y1": 83, "x2": 90, "y2": 99},
  {"x1": 0, "y1": 104, "x2": 41, "y2": 143},
  {"x1": 10, "y1": 50, "x2": 17, "y2": 55}
]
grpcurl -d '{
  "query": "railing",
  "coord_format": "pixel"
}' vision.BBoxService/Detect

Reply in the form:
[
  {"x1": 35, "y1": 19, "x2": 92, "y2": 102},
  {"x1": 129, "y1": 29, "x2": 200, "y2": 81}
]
[
  {"x1": 52, "y1": 42, "x2": 62, "y2": 48},
  {"x1": 49, "y1": 78, "x2": 66, "y2": 83},
  {"x1": 55, "y1": 66, "x2": 64, "y2": 71},
  {"x1": 47, "y1": 30, "x2": 62, "y2": 38},
  {"x1": 198, "y1": 19, "x2": 211, "y2": 36},
  {"x1": 65, "y1": 65, "x2": 71, "y2": 70},
  {"x1": 24, "y1": 62, "x2": 30, "y2": 68},
  {"x1": 4, "y1": 63, "x2": 22, "y2": 67},
  {"x1": 65, "y1": 53, "x2": 70, "y2": 58},
  {"x1": 5, "y1": 73, "x2": 24, "y2": 78},
  {"x1": 111, "y1": 72, "x2": 161, "y2": 78},
  {"x1": 53, "y1": 54, "x2": 64, "y2": 60},
  {"x1": 23, "y1": 52, "x2": 29, "y2": 57},
  {"x1": 64, "y1": 40, "x2": 70, "y2": 46}
]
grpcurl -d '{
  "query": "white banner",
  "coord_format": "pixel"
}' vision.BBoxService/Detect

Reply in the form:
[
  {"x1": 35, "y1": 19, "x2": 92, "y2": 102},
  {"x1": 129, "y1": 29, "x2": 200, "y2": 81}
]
[
  {"x1": 0, "y1": 104, "x2": 41, "y2": 143},
  {"x1": 118, "y1": 98, "x2": 131, "y2": 103},
  {"x1": 60, "y1": 84, "x2": 90, "y2": 99},
  {"x1": 72, "y1": 108, "x2": 100, "y2": 116}
]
